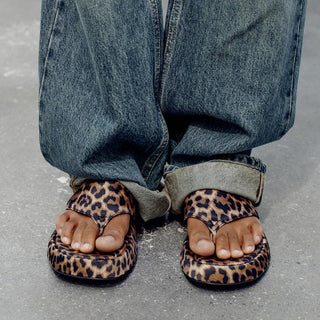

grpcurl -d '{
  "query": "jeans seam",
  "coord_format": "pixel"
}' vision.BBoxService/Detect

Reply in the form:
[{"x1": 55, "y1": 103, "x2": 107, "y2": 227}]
[
  {"x1": 39, "y1": 0, "x2": 61, "y2": 97},
  {"x1": 284, "y1": 0, "x2": 305, "y2": 134},
  {"x1": 159, "y1": 0, "x2": 183, "y2": 111},
  {"x1": 148, "y1": 0, "x2": 162, "y2": 99},
  {"x1": 143, "y1": 114, "x2": 170, "y2": 183},
  {"x1": 141, "y1": 0, "x2": 169, "y2": 182}
]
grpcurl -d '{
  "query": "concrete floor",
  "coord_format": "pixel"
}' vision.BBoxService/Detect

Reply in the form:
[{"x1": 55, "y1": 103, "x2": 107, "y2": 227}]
[{"x1": 1, "y1": 1, "x2": 319, "y2": 319}]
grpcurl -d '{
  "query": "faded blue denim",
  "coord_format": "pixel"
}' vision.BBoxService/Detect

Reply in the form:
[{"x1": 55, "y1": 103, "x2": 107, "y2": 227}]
[{"x1": 38, "y1": 0, "x2": 307, "y2": 221}]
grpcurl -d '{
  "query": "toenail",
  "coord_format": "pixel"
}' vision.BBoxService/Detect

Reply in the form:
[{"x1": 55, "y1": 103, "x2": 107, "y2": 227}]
[
  {"x1": 255, "y1": 235, "x2": 261, "y2": 242},
  {"x1": 197, "y1": 239, "x2": 212, "y2": 248},
  {"x1": 246, "y1": 245, "x2": 254, "y2": 252},
  {"x1": 83, "y1": 243, "x2": 92, "y2": 250},
  {"x1": 104, "y1": 235, "x2": 115, "y2": 243},
  {"x1": 57, "y1": 228, "x2": 62, "y2": 234},
  {"x1": 62, "y1": 237, "x2": 69, "y2": 244},
  {"x1": 72, "y1": 242, "x2": 80, "y2": 249},
  {"x1": 232, "y1": 249, "x2": 243, "y2": 256},
  {"x1": 219, "y1": 249, "x2": 229, "y2": 256}
]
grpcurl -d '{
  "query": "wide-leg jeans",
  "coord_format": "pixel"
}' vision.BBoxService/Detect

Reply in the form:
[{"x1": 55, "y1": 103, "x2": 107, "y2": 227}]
[{"x1": 38, "y1": 0, "x2": 307, "y2": 221}]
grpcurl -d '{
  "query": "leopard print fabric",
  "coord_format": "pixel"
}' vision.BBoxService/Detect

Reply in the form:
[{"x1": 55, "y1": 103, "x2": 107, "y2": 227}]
[
  {"x1": 184, "y1": 189, "x2": 259, "y2": 239},
  {"x1": 47, "y1": 180, "x2": 138, "y2": 280},
  {"x1": 66, "y1": 180, "x2": 136, "y2": 236},
  {"x1": 181, "y1": 189, "x2": 270, "y2": 285},
  {"x1": 48, "y1": 226, "x2": 137, "y2": 280}
]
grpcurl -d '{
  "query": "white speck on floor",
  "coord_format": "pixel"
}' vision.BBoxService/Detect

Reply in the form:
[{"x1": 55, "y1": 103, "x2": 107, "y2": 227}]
[{"x1": 57, "y1": 176, "x2": 68, "y2": 184}]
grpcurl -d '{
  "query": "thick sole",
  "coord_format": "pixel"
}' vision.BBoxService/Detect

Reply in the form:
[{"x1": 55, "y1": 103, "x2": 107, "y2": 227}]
[
  {"x1": 180, "y1": 235, "x2": 271, "y2": 286},
  {"x1": 47, "y1": 228, "x2": 137, "y2": 281}
]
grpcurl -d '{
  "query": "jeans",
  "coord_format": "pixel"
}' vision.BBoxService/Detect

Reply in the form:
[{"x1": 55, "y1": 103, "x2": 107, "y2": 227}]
[{"x1": 38, "y1": 0, "x2": 307, "y2": 221}]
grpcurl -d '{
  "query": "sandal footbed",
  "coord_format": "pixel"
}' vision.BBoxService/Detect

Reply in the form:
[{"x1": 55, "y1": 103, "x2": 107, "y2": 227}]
[
  {"x1": 47, "y1": 224, "x2": 137, "y2": 280},
  {"x1": 48, "y1": 180, "x2": 138, "y2": 280},
  {"x1": 181, "y1": 189, "x2": 271, "y2": 286},
  {"x1": 180, "y1": 234, "x2": 270, "y2": 285}
]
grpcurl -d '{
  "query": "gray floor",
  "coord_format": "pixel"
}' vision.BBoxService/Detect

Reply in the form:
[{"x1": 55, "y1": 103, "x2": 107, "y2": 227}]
[{"x1": 1, "y1": 1, "x2": 319, "y2": 320}]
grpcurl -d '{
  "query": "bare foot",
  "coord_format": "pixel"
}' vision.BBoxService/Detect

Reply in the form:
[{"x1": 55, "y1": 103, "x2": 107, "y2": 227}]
[
  {"x1": 186, "y1": 189, "x2": 264, "y2": 259},
  {"x1": 188, "y1": 216, "x2": 264, "y2": 259},
  {"x1": 56, "y1": 210, "x2": 130, "y2": 253}
]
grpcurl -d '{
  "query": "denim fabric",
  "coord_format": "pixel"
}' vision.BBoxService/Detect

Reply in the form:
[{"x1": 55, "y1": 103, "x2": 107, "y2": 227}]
[
  {"x1": 164, "y1": 158, "x2": 265, "y2": 215},
  {"x1": 69, "y1": 175, "x2": 172, "y2": 222},
  {"x1": 39, "y1": 0, "x2": 169, "y2": 193},
  {"x1": 38, "y1": 0, "x2": 307, "y2": 221}
]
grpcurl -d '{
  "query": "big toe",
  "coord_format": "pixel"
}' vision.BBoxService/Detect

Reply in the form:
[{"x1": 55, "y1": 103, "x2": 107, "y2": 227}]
[
  {"x1": 188, "y1": 218, "x2": 215, "y2": 256},
  {"x1": 96, "y1": 231, "x2": 125, "y2": 253},
  {"x1": 95, "y1": 214, "x2": 130, "y2": 253}
]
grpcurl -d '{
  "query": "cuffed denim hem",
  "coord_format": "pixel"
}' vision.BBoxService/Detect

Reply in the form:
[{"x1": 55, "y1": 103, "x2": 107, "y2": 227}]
[
  {"x1": 69, "y1": 177, "x2": 171, "y2": 222},
  {"x1": 163, "y1": 157, "x2": 266, "y2": 216}
]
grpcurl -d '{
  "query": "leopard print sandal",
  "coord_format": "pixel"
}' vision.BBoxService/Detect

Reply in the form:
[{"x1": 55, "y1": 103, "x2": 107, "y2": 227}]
[
  {"x1": 47, "y1": 180, "x2": 138, "y2": 280},
  {"x1": 181, "y1": 189, "x2": 270, "y2": 286}
]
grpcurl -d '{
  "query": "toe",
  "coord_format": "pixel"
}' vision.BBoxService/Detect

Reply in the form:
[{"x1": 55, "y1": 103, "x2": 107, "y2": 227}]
[
  {"x1": 60, "y1": 219, "x2": 77, "y2": 245},
  {"x1": 95, "y1": 214, "x2": 130, "y2": 252},
  {"x1": 251, "y1": 219, "x2": 264, "y2": 245},
  {"x1": 56, "y1": 211, "x2": 69, "y2": 235},
  {"x1": 79, "y1": 224, "x2": 99, "y2": 253},
  {"x1": 215, "y1": 230, "x2": 231, "y2": 259},
  {"x1": 240, "y1": 227, "x2": 255, "y2": 254},
  {"x1": 188, "y1": 218, "x2": 215, "y2": 257},
  {"x1": 227, "y1": 230, "x2": 243, "y2": 258},
  {"x1": 70, "y1": 222, "x2": 86, "y2": 251}
]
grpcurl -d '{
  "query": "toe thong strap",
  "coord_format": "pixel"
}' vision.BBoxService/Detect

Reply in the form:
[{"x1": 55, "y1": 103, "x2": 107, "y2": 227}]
[
  {"x1": 183, "y1": 189, "x2": 259, "y2": 239},
  {"x1": 66, "y1": 180, "x2": 136, "y2": 236}
]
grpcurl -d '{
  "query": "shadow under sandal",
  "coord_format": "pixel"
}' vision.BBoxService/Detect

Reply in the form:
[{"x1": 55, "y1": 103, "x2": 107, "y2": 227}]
[
  {"x1": 47, "y1": 180, "x2": 137, "y2": 280},
  {"x1": 181, "y1": 189, "x2": 270, "y2": 286}
]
